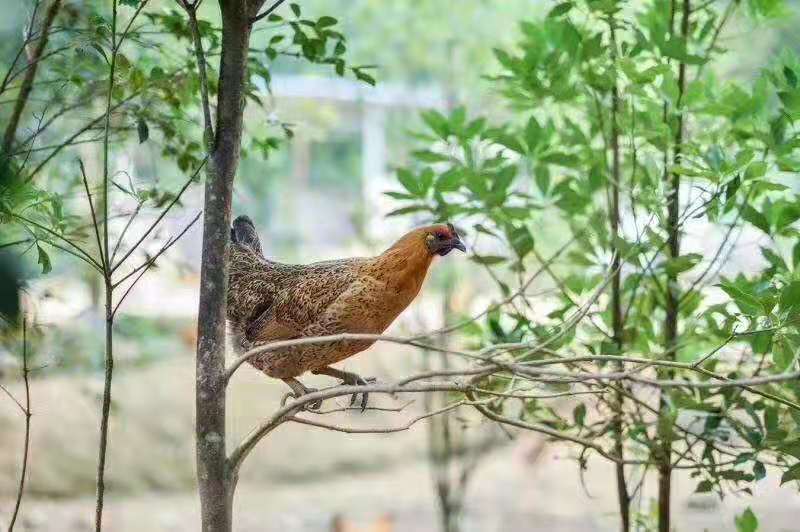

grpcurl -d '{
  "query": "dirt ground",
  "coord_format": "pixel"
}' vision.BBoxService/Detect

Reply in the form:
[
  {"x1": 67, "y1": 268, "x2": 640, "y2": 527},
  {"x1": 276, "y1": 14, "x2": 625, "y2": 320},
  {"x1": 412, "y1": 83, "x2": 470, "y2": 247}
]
[
  {"x1": 2, "y1": 355, "x2": 800, "y2": 531},
  {"x1": 4, "y1": 445, "x2": 800, "y2": 531}
]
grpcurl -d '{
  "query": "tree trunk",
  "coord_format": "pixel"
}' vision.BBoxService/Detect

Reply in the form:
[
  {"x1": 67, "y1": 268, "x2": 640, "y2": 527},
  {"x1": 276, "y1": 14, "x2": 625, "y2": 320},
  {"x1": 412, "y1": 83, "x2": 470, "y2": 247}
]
[
  {"x1": 607, "y1": 19, "x2": 630, "y2": 532},
  {"x1": 195, "y1": 2, "x2": 251, "y2": 530},
  {"x1": 659, "y1": 1, "x2": 690, "y2": 530},
  {"x1": 1, "y1": 0, "x2": 63, "y2": 155}
]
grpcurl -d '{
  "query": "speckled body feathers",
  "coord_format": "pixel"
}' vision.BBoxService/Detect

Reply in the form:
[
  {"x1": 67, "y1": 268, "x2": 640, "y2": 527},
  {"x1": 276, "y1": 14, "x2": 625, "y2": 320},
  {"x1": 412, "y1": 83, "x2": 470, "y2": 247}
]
[{"x1": 227, "y1": 219, "x2": 439, "y2": 379}]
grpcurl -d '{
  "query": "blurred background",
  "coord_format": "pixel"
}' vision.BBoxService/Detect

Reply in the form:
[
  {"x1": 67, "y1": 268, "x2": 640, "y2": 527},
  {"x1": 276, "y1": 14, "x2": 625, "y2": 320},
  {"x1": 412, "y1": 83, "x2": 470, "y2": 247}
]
[{"x1": 1, "y1": 0, "x2": 800, "y2": 530}]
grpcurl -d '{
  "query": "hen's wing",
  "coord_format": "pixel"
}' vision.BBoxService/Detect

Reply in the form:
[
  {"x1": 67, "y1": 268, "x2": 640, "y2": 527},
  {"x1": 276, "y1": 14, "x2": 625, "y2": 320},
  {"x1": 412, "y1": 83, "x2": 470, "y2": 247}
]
[{"x1": 239, "y1": 257, "x2": 368, "y2": 345}]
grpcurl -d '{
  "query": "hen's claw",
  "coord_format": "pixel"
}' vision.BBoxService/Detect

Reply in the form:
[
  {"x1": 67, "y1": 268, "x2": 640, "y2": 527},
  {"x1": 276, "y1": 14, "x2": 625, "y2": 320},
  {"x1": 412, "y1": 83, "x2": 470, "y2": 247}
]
[
  {"x1": 343, "y1": 374, "x2": 377, "y2": 412},
  {"x1": 282, "y1": 378, "x2": 322, "y2": 411},
  {"x1": 312, "y1": 367, "x2": 377, "y2": 412}
]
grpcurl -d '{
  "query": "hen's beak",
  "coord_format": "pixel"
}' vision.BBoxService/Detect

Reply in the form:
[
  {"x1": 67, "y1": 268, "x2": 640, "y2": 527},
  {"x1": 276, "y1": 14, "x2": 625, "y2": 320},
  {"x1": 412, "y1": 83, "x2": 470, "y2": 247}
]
[{"x1": 436, "y1": 236, "x2": 466, "y2": 256}]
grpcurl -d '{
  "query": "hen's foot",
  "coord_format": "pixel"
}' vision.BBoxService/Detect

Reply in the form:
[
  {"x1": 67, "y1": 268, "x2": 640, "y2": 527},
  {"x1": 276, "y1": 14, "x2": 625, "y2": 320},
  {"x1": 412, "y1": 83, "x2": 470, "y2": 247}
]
[
  {"x1": 312, "y1": 367, "x2": 377, "y2": 412},
  {"x1": 281, "y1": 378, "x2": 322, "y2": 411}
]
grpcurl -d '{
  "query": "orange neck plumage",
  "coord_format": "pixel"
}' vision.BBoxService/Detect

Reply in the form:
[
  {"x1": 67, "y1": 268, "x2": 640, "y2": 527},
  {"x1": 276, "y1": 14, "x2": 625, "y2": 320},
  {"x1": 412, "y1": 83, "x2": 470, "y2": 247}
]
[{"x1": 371, "y1": 228, "x2": 436, "y2": 299}]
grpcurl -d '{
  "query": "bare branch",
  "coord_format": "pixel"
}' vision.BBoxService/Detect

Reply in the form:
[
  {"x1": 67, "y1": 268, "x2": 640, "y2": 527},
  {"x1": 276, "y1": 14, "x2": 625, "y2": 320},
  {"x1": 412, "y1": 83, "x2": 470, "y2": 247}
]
[
  {"x1": 110, "y1": 200, "x2": 143, "y2": 265},
  {"x1": 110, "y1": 157, "x2": 206, "y2": 273},
  {"x1": 251, "y1": 0, "x2": 286, "y2": 24},
  {"x1": 465, "y1": 389, "x2": 643, "y2": 466},
  {"x1": 26, "y1": 91, "x2": 140, "y2": 182},
  {"x1": 288, "y1": 400, "x2": 471, "y2": 434},
  {"x1": 414, "y1": 231, "x2": 582, "y2": 340},
  {"x1": 1, "y1": 0, "x2": 63, "y2": 155},
  {"x1": 11, "y1": 212, "x2": 103, "y2": 271},
  {"x1": 79, "y1": 159, "x2": 108, "y2": 271},
  {"x1": 176, "y1": 1, "x2": 214, "y2": 149},
  {"x1": 228, "y1": 380, "x2": 478, "y2": 475},
  {"x1": 111, "y1": 211, "x2": 202, "y2": 317},
  {"x1": 8, "y1": 318, "x2": 32, "y2": 532}
]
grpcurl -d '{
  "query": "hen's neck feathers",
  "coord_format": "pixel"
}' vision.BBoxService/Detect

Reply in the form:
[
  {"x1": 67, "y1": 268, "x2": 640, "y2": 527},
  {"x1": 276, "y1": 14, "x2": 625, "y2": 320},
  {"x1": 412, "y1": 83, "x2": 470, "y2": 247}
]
[{"x1": 367, "y1": 228, "x2": 435, "y2": 294}]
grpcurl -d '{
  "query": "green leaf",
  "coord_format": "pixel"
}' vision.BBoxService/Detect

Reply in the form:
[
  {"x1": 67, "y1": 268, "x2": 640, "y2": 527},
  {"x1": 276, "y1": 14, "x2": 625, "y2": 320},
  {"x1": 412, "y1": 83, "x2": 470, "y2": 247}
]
[
  {"x1": 547, "y1": 2, "x2": 573, "y2": 18},
  {"x1": 386, "y1": 205, "x2": 428, "y2": 217},
  {"x1": 665, "y1": 253, "x2": 702, "y2": 276},
  {"x1": 396, "y1": 169, "x2": 421, "y2": 196},
  {"x1": 420, "y1": 110, "x2": 450, "y2": 139},
  {"x1": 774, "y1": 337, "x2": 795, "y2": 371},
  {"x1": 781, "y1": 463, "x2": 800, "y2": 485},
  {"x1": 119, "y1": 0, "x2": 140, "y2": 7},
  {"x1": 317, "y1": 16, "x2": 337, "y2": 28},
  {"x1": 384, "y1": 191, "x2": 417, "y2": 201},
  {"x1": 37, "y1": 244, "x2": 52, "y2": 274},
  {"x1": 290, "y1": 2, "x2": 301, "y2": 17},
  {"x1": 508, "y1": 225, "x2": 534, "y2": 259},
  {"x1": 780, "y1": 281, "x2": 800, "y2": 314},
  {"x1": 695, "y1": 479, "x2": 713, "y2": 493},
  {"x1": 753, "y1": 461, "x2": 766, "y2": 481},
  {"x1": 785, "y1": 66, "x2": 798, "y2": 88},
  {"x1": 718, "y1": 282, "x2": 765, "y2": 316},
  {"x1": 412, "y1": 150, "x2": 450, "y2": 164},
  {"x1": 470, "y1": 255, "x2": 507, "y2": 265},
  {"x1": 573, "y1": 403, "x2": 586, "y2": 426},
  {"x1": 436, "y1": 168, "x2": 463, "y2": 192},
  {"x1": 745, "y1": 161, "x2": 767, "y2": 179},
  {"x1": 742, "y1": 205, "x2": 770, "y2": 234},
  {"x1": 137, "y1": 117, "x2": 149, "y2": 144},
  {"x1": 524, "y1": 116, "x2": 543, "y2": 152},
  {"x1": 353, "y1": 68, "x2": 376, "y2": 86},
  {"x1": 735, "y1": 507, "x2": 758, "y2": 532}
]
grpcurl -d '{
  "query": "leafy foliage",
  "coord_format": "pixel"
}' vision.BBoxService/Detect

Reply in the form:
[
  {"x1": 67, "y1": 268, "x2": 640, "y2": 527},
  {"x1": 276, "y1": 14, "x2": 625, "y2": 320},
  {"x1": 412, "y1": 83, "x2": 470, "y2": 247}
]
[{"x1": 389, "y1": 0, "x2": 800, "y2": 516}]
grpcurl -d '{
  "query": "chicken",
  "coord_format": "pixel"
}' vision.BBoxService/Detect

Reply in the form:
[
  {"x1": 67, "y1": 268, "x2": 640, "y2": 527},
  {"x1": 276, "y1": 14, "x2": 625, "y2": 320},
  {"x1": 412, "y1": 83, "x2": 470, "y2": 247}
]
[{"x1": 227, "y1": 215, "x2": 465, "y2": 409}]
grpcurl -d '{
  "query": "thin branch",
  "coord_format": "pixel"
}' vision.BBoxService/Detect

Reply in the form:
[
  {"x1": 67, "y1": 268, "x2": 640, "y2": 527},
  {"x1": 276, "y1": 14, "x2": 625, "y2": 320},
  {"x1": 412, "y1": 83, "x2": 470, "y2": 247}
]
[
  {"x1": 226, "y1": 332, "x2": 468, "y2": 382},
  {"x1": 0, "y1": 383, "x2": 26, "y2": 414},
  {"x1": 251, "y1": 0, "x2": 286, "y2": 24},
  {"x1": 111, "y1": 211, "x2": 201, "y2": 316},
  {"x1": 79, "y1": 159, "x2": 108, "y2": 272},
  {"x1": 228, "y1": 380, "x2": 479, "y2": 475},
  {"x1": 26, "y1": 91, "x2": 139, "y2": 182},
  {"x1": 414, "y1": 231, "x2": 582, "y2": 340},
  {"x1": 178, "y1": 2, "x2": 214, "y2": 149},
  {"x1": 465, "y1": 389, "x2": 641, "y2": 466},
  {"x1": 288, "y1": 400, "x2": 471, "y2": 434},
  {"x1": 0, "y1": 238, "x2": 33, "y2": 250},
  {"x1": 1, "y1": 0, "x2": 63, "y2": 155},
  {"x1": 110, "y1": 157, "x2": 206, "y2": 273},
  {"x1": 11, "y1": 212, "x2": 103, "y2": 271},
  {"x1": 110, "y1": 201, "x2": 143, "y2": 264},
  {"x1": 8, "y1": 318, "x2": 32, "y2": 532}
]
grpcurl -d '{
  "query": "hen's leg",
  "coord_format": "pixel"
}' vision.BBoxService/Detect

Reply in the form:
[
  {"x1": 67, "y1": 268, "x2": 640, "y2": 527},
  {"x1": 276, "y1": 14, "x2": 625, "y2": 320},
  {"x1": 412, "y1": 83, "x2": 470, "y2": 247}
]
[
  {"x1": 312, "y1": 366, "x2": 376, "y2": 412},
  {"x1": 281, "y1": 377, "x2": 322, "y2": 411}
]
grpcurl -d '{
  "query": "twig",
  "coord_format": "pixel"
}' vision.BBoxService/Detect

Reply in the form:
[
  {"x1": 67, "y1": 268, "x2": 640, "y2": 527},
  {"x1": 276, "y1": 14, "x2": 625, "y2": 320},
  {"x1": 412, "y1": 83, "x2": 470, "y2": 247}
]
[
  {"x1": 288, "y1": 400, "x2": 471, "y2": 434},
  {"x1": 111, "y1": 211, "x2": 202, "y2": 316},
  {"x1": 110, "y1": 156, "x2": 207, "y2": 273},
  {"x1": 465, "y1": 389, "x2": 642, "y2": 466},
  {"x1": 228, "y1": 380, "x2": 480, "y2": 475},
  {"x1": 79, "y1": 159, "x2": 108, "y2": 271},
  {"x1": 177, "y1": 1, "x2": 214, "y2": 149},
  {"x1": 110, "y1": 201, "x2": 143, "y2": 264},
  {"x1": 8, "y1": 318, "x2": 32, "y2": 532},
  {"x1": 251, "y1": 0, "x2": 286, "y2": 24},
  {"x1": 1, "y1": 0, "x2": 63, "y2": 155},
  {"x1": 413, "y1": 231, "x2": 582, "y2": 340},
  {"x1": 11, "y1": 212, "x2": 103, "y2": 271}
]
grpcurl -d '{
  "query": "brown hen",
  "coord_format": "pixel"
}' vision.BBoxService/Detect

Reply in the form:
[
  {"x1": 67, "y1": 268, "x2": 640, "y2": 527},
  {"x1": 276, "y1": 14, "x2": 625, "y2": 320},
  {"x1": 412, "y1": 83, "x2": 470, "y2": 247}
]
[{"x1": 227, "y1": 215, "x2": 464, "y2": 409}]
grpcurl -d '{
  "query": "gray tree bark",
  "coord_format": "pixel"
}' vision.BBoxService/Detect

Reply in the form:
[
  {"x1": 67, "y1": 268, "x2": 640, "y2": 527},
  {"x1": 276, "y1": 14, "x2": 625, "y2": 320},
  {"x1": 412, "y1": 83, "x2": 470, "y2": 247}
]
[{"x1": 194, "y1": 1, "x2": 251, "y2": 530}]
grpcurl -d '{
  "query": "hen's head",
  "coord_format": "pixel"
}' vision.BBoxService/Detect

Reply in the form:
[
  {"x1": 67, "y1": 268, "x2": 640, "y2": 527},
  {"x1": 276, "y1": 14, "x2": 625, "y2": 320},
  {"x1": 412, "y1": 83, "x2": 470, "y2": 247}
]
[{"x1": 420, "y1": 223, "x2": 466, "y2": 256}]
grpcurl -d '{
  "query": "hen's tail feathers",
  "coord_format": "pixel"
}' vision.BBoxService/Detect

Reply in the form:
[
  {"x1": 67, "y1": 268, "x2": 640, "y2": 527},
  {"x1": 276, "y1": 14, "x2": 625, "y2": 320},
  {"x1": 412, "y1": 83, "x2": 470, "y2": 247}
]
[{"x1": 231, "y1": 215, "x2": 263, "y2": 256}]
